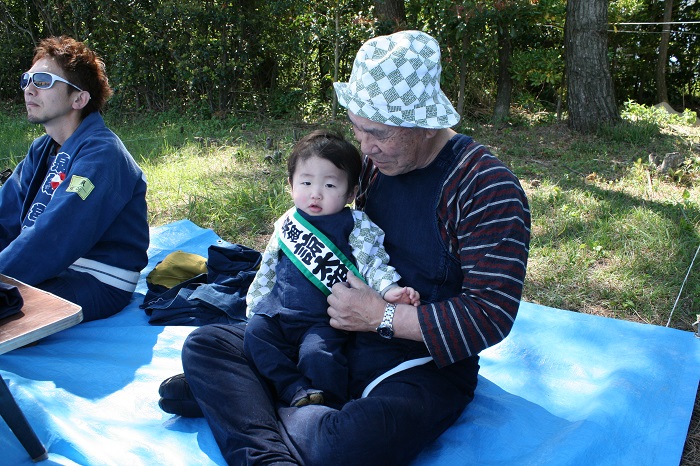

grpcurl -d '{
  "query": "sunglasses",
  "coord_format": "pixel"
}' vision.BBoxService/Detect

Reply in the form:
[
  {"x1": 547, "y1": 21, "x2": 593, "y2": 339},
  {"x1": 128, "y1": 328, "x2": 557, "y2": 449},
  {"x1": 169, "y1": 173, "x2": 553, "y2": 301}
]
[{"x1": 20, "y1": 71, "x2": 83, "y2": 92}]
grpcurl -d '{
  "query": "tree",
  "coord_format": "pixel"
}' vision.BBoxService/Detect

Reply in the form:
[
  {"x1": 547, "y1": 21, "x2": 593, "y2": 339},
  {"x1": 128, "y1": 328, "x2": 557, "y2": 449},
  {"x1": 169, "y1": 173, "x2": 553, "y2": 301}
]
[
  {"x1": 492, "y1": 20, "x2": 513, "y2": 124},
  {"x1": 564, "y1": 0, "x2": 619, "y2": 132},
  {"x1": 0, "y1": 0, "x2": 696, "y2": 118},
  {"x1": 490, "y1": 0, "x2": 539, "y2": 124},
  {"x1": 656, "y1": 0, "x2": 674, "y2": 104},
  {"x1": 373, "y1": 0, "x2": 407, "y2": 34}
]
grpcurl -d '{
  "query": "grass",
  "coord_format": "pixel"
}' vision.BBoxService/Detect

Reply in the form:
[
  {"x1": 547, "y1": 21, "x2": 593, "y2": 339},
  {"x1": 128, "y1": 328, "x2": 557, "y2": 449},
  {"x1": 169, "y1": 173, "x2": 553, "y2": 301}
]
[
  {"x1": 465, "y1": 119, "x2": 700, "y2": 332},
  {"x1": 113, "y1": 115, "x2": 318, "y2": 248},
  {"x1": 139, "y1": 139, "x2": 289, "y2": 245},
  {"x1": 2, "y1": 103, "x2": 698, "y2": 330},
  {"x1": 1, "y1": 104, "x2": 699, "y2": 464},
  {"x1": 0, "y1": 104, "x2": 44, "y2": 167}
]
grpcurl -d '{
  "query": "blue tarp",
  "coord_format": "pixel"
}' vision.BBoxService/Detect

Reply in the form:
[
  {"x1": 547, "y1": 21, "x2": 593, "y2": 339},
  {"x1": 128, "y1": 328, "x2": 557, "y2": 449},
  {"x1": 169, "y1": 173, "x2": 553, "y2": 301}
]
[{"x1": 1, "y1": 220, "x2": 698, "y2": 465}]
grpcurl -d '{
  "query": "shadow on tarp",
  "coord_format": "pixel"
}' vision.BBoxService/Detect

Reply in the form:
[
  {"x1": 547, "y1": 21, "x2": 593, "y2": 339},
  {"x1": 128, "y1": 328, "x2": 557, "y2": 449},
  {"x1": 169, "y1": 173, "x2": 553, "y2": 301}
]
[
  {"x1": 0, "y1": 309, "x2": 219, "y2": 465},
  {"x1": 416, "y1": 377, "x2": 605, "y2": 465},
  {"x1": 0, "y1": 220, "x2": 227, "y2": 398},
  {"x1": 161, "y1": 415, "x2": 227, "y2": 465},
  {"x1": 414, "y1": 301, "x2": 700, "y2": 466},
  {"x1": 0, "y1": 295, "x2": 159, "y2": 398},
  {"x1": 0, "y1": 220, "x2": 226, "y2": 465}
]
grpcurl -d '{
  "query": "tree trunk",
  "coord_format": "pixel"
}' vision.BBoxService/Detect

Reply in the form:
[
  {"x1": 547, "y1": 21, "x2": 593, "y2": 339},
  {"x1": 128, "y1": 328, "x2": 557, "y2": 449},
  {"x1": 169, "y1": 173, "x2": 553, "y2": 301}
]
[
  {"x1": 656, "y1": 0, "x2": 674, "y2": 104},
  {"x1": 493, "y1": 23, "x2": 513, "y2": 125},
  {"x1": 373, "y1": 0, "x2": 407, "y2": 34},
  {"x1": 564, "y1": 0, "x2": 619, "y2": 133},
  {"x1": 332, "y1": 5, "x2": 340, "y2": 120},
  {"x1": 457, "y1": 33, "x2": 468, "y2": 116}
]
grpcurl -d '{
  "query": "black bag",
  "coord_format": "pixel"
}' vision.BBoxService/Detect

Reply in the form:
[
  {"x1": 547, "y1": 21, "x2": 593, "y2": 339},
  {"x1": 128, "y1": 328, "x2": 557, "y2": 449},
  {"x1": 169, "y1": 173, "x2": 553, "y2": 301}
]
[{"x1": 0, "y1": 281, "x2": 23, "y2": 321}]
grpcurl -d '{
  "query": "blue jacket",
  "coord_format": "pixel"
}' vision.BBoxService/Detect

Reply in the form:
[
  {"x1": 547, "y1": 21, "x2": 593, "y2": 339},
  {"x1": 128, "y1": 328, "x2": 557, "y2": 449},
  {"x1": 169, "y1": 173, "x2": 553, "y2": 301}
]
[{"x1": 0, "y1": 112, "x2": 149, "y2": 293}]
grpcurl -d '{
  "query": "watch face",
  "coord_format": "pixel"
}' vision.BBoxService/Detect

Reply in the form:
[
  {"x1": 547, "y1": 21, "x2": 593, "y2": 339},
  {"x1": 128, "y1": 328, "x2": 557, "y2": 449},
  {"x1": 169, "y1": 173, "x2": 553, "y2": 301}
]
[{"x1": 377, "y1": 323, "x2": 394, "y2": 339}]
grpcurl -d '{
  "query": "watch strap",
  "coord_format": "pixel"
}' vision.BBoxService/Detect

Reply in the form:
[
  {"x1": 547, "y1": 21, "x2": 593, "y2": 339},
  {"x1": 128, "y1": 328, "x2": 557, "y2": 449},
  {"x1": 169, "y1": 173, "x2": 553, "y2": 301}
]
[
  {"x1": 377, "y1": 302, "x2": 396, "y2": 339},
  {"x1": 380, "y1": 303, "x2": 396, "y2": 326}
]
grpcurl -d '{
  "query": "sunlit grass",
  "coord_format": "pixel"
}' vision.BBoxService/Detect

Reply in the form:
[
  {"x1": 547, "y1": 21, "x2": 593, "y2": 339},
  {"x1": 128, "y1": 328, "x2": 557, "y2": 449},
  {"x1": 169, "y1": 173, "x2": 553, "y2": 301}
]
[
  {"x1": 139, "y1": 138, "x2": 291, "y2": 251},
  {"x1": 467, "y1": 117, "x2": 700, "y2": 331},
  {"x1": 0, "y1": 107, "x2": 44, "y2": 166},
  {"x1": 2, "y1": 106, "x2": 699, "y2": 332}
]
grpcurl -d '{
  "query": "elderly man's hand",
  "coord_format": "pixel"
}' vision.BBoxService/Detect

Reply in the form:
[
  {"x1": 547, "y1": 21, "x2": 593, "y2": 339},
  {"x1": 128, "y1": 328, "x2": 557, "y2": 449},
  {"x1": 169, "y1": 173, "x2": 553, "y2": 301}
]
[{"x1": 327, "y1": 273, "x2": 385, "y2": 333}]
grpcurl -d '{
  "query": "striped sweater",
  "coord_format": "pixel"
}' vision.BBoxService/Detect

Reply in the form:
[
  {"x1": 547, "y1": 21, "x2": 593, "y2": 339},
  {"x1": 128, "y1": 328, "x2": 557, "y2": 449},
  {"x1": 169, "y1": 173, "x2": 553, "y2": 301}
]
[{"x1": 357, "y1": 134, "x2": 531, "y2": 368}]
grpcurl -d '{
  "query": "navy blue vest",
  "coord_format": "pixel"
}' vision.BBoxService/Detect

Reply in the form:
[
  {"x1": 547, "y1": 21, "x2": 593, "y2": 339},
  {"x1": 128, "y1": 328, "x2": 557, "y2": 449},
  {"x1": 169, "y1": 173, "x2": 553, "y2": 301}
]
[
  {"x1": 255, "y1": 207, "x2": 356, "y2": 323},
  {"x1": 348, "y1": 136, "x2": 468, "y2": 395}
]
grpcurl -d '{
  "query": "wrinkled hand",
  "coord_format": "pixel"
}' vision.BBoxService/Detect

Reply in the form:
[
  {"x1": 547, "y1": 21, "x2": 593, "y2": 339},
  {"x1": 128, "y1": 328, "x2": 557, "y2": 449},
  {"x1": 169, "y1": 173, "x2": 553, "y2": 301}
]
[{"x1": 327, "y1": 273, "x2": 385, "y2": 333}]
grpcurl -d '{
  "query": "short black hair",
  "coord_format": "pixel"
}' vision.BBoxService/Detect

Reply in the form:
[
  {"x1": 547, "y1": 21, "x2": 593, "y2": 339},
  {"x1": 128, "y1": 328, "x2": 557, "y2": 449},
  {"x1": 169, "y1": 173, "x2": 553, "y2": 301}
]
[{"x1": 287, "y1": 130, "x2": 362, "y2": 195}]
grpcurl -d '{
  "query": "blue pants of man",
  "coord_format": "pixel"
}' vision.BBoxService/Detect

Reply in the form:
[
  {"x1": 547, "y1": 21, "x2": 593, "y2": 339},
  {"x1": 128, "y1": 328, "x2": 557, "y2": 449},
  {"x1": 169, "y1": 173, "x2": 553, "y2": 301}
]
[
  {"x1": 182, "y1": 322, "x2": 479, "y2": 466},
  {"x1": 38, "y1": 269, "x2": 131, "y2": 322}
]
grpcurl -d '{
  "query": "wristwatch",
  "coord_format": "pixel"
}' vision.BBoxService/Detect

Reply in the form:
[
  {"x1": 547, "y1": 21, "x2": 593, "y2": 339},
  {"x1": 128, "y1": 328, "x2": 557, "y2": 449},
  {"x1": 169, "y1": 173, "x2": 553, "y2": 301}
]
[{"x1": 376, "y1": 303, "x2": 396, "y2": 339}]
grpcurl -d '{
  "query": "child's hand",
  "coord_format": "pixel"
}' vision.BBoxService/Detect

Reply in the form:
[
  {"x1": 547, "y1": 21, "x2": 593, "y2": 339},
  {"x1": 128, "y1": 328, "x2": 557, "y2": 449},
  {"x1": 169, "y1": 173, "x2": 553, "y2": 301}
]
[{"x1": 385, "y1": 286, "x2": 421, "y2": 306}]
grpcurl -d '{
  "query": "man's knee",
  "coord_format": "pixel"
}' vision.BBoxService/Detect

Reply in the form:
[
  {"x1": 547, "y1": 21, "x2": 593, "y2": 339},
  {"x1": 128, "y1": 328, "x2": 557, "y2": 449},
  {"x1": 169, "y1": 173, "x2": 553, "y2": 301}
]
[
  {"x1": 182, "y1": 325, "x2": 210, "y2": 364},
  {"x1": 182, "y1": 323, "x2": 245, "y2": 368}
]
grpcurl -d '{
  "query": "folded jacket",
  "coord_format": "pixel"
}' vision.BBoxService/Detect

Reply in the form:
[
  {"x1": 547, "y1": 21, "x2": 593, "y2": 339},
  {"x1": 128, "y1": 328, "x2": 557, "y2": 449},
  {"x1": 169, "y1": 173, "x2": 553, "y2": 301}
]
[
  {"x1": 140, "y1": 240, "x2": 262, "y2": 326},
  {"x1": 0, "y1": 281, "x2": 24, "y2": 321}
]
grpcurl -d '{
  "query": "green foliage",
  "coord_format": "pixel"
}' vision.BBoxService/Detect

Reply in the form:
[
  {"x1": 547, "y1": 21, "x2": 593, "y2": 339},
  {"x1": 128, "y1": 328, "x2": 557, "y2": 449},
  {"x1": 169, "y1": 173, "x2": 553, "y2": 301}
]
[
  {"x1": 621, "y1": 100, "x2": 699, "y2": 127},
  {"x1": 597, "y1": 119, "x2": 660, "y2": 146},
  {"x1": 0, "y1": 0, "x2": 698, "y2": 127},
  {"x1": 609, "y1": 0, "x2": 700, "y2": 106},
  {"x1": 0, "y1": 0, "x2": 374, "y2": 118},
  {"x1": 511, "y1": 49, "x2": 562, "y2": 89}
]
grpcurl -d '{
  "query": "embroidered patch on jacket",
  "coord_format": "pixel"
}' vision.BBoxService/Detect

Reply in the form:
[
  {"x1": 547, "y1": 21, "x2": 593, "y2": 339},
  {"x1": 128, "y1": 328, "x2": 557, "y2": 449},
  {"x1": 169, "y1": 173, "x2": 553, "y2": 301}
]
[
  {"x1": 66, "y1": 175, "x2": 95, "y2": 200},
  {"x1": 50, "y1": 172, "x2": 66, "y2": 190}
]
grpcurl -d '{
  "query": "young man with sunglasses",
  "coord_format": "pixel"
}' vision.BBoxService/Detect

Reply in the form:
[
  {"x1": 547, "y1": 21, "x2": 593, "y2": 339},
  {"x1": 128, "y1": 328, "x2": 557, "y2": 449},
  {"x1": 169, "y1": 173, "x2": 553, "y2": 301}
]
[{"x1": 0, "y1": 36, "x2": 149, "y2": 322}]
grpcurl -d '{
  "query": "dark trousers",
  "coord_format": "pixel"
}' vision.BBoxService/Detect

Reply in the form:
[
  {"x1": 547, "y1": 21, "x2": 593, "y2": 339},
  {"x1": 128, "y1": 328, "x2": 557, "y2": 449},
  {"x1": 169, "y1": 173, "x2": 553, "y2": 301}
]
[
  {"x1": 244, "y1": 313, "x2": 348, "y2": 406},
  {"x1": 182, "y1": 323, "x2": 479, "y2": 466},
  {"x1": 37, "y1": 269, "x2": 132, "y2": 322}
]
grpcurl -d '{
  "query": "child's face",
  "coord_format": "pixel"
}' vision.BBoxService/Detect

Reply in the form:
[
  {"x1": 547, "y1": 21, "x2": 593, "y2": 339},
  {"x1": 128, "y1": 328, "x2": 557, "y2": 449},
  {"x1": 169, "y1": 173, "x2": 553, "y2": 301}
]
[{"x1": 290, "y1": 155, "x2": 356, "y2": 216}]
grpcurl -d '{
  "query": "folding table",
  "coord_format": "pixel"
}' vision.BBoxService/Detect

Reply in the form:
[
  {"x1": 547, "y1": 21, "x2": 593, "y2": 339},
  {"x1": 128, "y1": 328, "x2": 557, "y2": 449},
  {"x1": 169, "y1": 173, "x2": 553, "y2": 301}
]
[{"x1": 0, "y1": 274, "x2": 82, "y2": 462}]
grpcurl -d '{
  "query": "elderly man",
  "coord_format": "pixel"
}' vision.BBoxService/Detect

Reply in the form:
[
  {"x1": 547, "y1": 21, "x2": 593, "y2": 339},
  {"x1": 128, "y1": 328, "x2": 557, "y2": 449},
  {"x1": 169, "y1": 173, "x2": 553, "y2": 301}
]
[
  {"x1": 0, "y1": 36, "x2": 149, "y2": 322},
  {"x1": 159, "y1": 30, "x2": 530, "y2": 465}
]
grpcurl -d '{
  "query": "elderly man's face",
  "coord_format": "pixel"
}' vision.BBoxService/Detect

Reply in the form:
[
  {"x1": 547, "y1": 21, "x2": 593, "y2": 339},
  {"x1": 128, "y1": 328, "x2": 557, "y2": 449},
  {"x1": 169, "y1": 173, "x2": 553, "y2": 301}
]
[{"x1": 347, "y1": 112, "x2": 431, "y2": 176}]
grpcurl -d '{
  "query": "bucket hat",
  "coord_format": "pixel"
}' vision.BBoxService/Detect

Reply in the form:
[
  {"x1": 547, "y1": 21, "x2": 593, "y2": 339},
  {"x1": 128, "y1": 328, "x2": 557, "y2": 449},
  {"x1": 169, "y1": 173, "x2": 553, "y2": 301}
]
[{"x1": 334, "y1": 30, "x2": 460, "y2": 129}]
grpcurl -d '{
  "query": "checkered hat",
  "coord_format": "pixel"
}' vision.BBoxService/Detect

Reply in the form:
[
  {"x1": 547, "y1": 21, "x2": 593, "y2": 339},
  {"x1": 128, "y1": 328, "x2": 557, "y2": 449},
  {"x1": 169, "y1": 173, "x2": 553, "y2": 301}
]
[{"x1": 334, "y1": 30, "x2": 460, "y2": 129}]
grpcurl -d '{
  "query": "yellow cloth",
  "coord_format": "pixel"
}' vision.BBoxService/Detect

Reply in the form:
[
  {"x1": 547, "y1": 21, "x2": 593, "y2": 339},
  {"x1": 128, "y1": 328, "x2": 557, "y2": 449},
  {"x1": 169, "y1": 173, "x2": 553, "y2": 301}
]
[{"x1": 146, "y1": 250, "x2": 208, "y2": 289}]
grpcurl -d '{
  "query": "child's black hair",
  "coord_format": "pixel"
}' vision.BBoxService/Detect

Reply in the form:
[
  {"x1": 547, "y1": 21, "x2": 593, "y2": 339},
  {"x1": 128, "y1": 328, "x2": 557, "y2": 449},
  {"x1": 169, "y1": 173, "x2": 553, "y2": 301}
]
[{"x1": 288, "y1": 130, "x2": 362, "y2": 195}]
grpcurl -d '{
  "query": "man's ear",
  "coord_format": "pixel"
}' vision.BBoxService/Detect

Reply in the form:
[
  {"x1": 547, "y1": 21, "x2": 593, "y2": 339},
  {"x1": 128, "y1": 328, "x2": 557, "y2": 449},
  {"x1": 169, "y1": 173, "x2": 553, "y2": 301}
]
[
  {"x1": 423, "y1": 128, "x2": 439, "y2": 140},
  {"x1": 72, "y1": 91, "x2": 91, "y2": 110}
]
